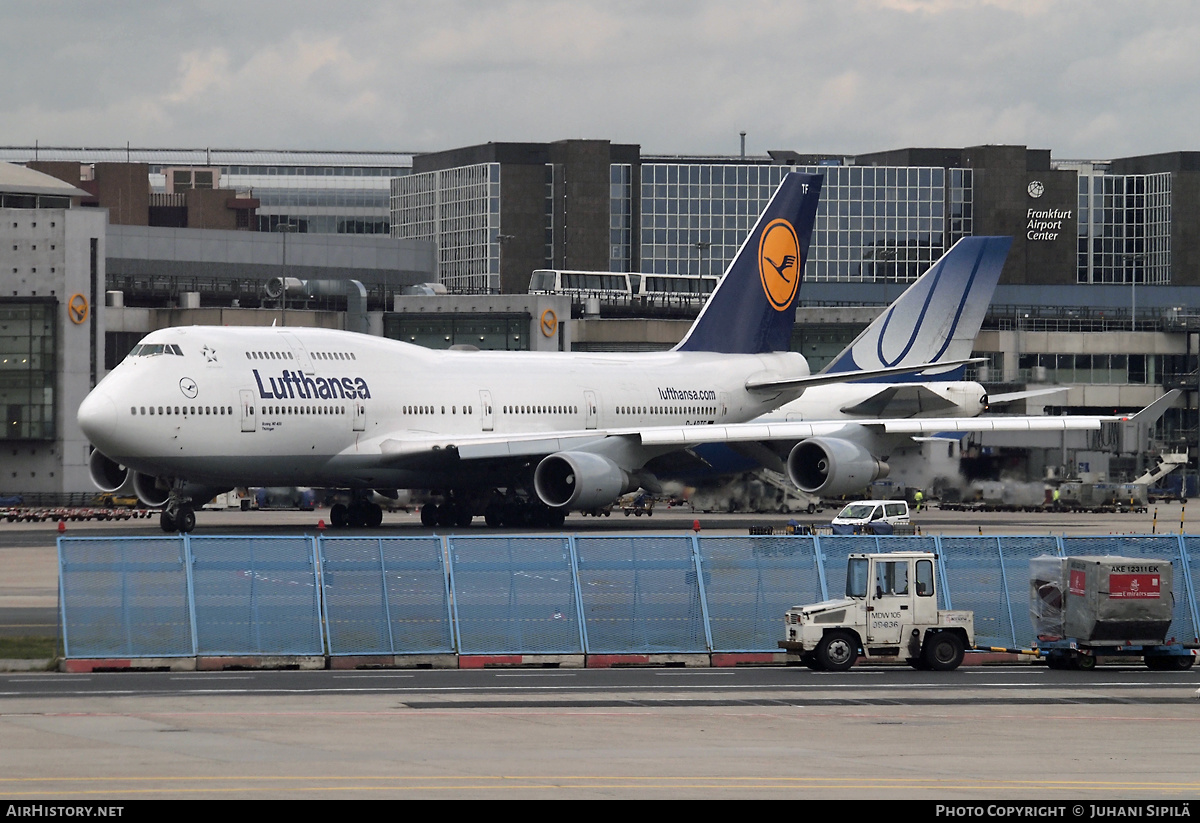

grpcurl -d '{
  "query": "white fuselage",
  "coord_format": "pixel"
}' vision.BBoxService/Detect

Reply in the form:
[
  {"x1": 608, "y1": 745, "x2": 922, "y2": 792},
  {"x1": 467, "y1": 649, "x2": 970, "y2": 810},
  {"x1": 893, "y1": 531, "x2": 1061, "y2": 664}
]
[
  {"x1": 78, "y1": 325, "x2": 810, "y2": 490},
  {"x1": 768, "y1": 380, "x2": 988, "y2": 421}
]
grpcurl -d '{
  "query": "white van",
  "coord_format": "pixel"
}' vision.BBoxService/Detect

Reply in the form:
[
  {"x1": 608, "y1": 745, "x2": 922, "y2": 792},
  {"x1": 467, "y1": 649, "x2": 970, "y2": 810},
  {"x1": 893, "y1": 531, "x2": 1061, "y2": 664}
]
[{"x1": 831, "y1": 500, "x2": 911, "y2": 530}]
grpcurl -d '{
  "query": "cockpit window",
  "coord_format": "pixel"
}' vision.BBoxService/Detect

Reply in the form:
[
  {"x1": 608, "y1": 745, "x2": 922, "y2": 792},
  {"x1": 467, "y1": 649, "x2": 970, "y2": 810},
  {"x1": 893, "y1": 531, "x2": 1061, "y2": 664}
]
[{"x1": 129, "y1": 343, "x2": 184, "y2": 357}]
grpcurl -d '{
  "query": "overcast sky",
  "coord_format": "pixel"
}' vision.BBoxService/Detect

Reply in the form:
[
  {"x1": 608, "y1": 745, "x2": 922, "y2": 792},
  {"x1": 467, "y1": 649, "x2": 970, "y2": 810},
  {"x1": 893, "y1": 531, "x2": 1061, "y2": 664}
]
[{"x1": 2, "y1": 1, "x2": 1196, "y2": 159}]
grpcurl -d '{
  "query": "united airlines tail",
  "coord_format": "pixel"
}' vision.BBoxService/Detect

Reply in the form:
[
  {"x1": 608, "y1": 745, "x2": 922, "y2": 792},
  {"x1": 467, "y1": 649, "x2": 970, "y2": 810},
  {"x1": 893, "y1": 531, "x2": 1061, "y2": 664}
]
[
  {"x1": 822, "y1": 235, "x2": 1012, "y2": 381},
  {"x1": 674, "y1": 172, "x2": 822, "y2": 354}
]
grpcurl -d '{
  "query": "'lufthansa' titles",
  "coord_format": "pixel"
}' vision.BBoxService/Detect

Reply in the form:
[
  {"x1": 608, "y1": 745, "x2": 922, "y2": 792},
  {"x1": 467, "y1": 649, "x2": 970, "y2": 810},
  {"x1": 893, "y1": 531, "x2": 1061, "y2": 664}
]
[{"x1": 253, "y1": 369, "x2": 371, "y2": 400}]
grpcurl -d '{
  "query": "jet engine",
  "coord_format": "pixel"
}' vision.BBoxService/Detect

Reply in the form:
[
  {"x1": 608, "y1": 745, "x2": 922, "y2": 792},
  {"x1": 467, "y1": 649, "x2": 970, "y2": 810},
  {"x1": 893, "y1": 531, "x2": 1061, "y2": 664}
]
[
  {"x1": 534, "y1": 451, "x2": 634, "y2": 510},
  {"x1": 786, "y1": 437, "x2": 889, "y2": 497},
  {"x1": 132, "y1": 472, "x2": 171, "y2": 508},
  {"x1": 88, "y1": 449, "x2": 131, "y2": 493}
]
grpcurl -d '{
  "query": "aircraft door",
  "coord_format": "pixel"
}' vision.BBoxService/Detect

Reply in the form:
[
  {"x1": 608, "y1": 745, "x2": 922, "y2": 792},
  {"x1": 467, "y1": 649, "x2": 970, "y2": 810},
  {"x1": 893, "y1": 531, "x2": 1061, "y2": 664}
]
[
  {"x1": 280, "y1": 332, "x2": 313, "y2": 371},
  {"x1": 584, "y1": 390, "x2": 598, "y2": 429},
  {"x1": 719, "y1": 391, "x2": 729, "y2": 421},
  {"x1": 239, "y1": 389, "x2": 257, "y2": 433},
  {"x1": 479, "y1": 390, "x2": 494, "y2": 431},
  {"x1": 353, "y1": 401, "x2": 366, "y2": 432}
]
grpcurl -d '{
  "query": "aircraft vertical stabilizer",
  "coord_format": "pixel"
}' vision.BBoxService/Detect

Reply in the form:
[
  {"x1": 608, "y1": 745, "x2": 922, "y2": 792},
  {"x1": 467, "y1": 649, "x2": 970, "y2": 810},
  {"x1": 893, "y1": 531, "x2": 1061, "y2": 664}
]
[
  {"x1": 674, "y1": 172, "x2": 822, "y2": 355},
  {"x1": 822, "y1": 236, "x2": 1012, "y2": 380}
]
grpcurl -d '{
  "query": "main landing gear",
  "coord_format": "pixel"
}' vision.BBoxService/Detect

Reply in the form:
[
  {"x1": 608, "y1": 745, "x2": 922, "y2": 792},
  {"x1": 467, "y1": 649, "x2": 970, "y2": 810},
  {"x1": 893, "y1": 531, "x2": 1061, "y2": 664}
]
[
  {"x1": 159, "y1": 493, "x2": 197, "y2": 534},
  {"x1": 328, "y1": 498, "x2": 384, "y2": 528}
]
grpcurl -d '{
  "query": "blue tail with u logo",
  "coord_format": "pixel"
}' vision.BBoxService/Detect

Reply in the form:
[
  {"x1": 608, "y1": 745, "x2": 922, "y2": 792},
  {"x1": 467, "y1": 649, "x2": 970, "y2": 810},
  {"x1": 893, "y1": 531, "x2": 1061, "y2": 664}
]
[
  {"x1": 822, "y1": 236, "x2": 1012, "y2": 381},
  {"x1": 674, "y1": 172, "x2": 823, "y2": 354}
]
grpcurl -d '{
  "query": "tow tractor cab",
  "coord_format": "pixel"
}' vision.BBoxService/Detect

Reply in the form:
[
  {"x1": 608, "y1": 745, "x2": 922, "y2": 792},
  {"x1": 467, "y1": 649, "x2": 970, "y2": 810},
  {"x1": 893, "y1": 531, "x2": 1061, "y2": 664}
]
[{"x1": 780, "y1": 551, "x2": 974, "y2": 671}]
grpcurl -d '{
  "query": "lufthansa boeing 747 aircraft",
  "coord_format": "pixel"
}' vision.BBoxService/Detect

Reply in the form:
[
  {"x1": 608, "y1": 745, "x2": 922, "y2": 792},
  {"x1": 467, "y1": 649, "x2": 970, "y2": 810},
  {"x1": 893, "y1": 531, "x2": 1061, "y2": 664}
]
[{"x1": 77, "y1": 173, "x2": 1114, "y2": 531}]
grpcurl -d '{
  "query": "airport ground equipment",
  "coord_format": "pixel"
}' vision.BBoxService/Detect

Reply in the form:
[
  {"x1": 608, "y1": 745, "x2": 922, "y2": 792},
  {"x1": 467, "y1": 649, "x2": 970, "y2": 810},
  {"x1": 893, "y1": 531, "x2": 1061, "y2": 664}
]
[
  {"x1": 1030, "y1": 554, "x2": 1197, "y2": 670},
  {"x1": 779, "y1": 550, "x2": 974, "y2": 671}
]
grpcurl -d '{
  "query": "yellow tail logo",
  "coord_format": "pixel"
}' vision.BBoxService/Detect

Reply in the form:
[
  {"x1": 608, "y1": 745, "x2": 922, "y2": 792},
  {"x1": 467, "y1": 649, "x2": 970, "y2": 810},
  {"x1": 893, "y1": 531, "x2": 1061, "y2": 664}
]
[{"x1": 758, "y1": 219, "x2": 801, "y2": 311}]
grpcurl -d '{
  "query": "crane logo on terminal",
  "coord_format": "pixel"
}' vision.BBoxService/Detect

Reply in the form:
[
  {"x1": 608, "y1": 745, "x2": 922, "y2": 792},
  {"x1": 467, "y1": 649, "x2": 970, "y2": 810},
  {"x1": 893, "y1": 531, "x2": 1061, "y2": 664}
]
[{"x1": 758, "y1": 218, "x2": 801, "y2": 311}]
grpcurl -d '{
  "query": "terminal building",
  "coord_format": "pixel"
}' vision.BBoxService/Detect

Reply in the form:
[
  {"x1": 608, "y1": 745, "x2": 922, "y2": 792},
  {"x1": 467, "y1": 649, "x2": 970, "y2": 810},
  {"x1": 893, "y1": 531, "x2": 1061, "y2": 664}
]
[{"x1": 3, "y1": 141, "x2": 1200, "y2": 497}]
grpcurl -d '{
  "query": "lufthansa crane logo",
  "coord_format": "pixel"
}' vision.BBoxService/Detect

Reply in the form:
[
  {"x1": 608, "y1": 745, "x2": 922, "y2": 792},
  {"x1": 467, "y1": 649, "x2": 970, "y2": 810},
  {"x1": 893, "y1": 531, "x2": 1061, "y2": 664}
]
[
  {"x1": 68, "y1": 294, "x2": 89, "y2": 325},
  {"x1": 758, "y1": 219, "x2": 801, "y2": 311}
]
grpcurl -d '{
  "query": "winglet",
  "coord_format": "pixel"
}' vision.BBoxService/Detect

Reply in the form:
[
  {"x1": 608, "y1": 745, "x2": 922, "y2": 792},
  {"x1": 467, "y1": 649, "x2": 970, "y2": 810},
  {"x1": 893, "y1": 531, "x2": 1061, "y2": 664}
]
[
  {"x1": 822, "y1": 236, "x2": 1012, "y2": 381},
  {"x1": 674, "y1": 172, "x2": 822, "y2": 354}
]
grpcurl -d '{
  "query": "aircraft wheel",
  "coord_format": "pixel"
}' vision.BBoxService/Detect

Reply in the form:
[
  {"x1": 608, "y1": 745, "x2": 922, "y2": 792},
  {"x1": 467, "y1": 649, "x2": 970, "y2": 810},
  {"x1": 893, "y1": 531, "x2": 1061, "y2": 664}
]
[
  {"x1": 330, "y1": 503, "x2": 348, "y2": 528},
  {"x1": 815, "y1": 630, "x2": 858, "y2": 672},
  {"x1": 420, "y1": 504, "x2": 439, "y2": 527},
  {"x1": 176, "y1": 507, "x2": 197, "y2": 534},
  {"x1": 484, "y1": 504, "x2": 502, "y2": 528},
  {"x1": 366, "y1": 504, "x2": 384, "y2": 528},
  {"x1": 159, "y1": 510, "x2": 176, "y2": 532}
]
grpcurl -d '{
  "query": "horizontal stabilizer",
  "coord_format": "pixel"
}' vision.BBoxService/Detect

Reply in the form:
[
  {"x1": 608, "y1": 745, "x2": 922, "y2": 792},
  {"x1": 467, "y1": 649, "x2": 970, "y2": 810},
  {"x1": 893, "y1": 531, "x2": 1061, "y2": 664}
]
[{"x1": 838, "y1": 385, "x2": 960, "y2": 417}]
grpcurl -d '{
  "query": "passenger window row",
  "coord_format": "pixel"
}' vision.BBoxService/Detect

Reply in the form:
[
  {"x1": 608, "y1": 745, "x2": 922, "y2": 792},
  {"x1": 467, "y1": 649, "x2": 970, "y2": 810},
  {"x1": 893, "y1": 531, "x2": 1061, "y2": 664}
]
[
  {"x1": 261, "y1": 405, "x2": 346, "y2": 416},
  {"x1": 132, "y1": 405, "x2": 233, "y2": 416},
  {"x1": 617, "y1": 405, "x2": 716, "y2": 416},
  {"x1": 406, "y1": 405, "x2": 474, "y2": 415},
  {"x1": 503, "y1": 405, "x2": 578, "y2": 415}
]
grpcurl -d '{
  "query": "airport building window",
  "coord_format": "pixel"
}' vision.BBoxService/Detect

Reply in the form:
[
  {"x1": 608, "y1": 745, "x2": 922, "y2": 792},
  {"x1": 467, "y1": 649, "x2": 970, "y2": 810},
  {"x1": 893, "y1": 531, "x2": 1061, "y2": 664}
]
[
  {"x1": 1076, "y1": 171, "x2": 1171, "y2": 285},
  {"x1": 392, "y1": 163, "x2": 500, "y2": 293},
  {"x1": 0, "y1": 300, "x2": 56, "y2": 441},
  {"x1": 638, "y1": 163, "x2": 952, "y2": 283}
]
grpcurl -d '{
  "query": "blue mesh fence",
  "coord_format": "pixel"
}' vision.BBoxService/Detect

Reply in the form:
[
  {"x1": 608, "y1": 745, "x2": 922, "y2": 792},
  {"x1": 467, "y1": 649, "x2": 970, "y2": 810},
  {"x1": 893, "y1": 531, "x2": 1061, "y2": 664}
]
[
  {"x1": 57, "y1": 533, "x2": 1200, "y2": 659},
  {"x1": 58, "y1": 537, "x2": 193, "y2": 658},
  {"x1": 938, "y1": 536, "x2": 1061, "y2": 648},
  {"x1": 1181, "y1": 537, "x2": 1200, "y2": 642},
  {"x1": 574, "y1": 536, "x2": 708, "y2": 654},
  {"x1": 188, "y1": 536, "x2": 323, "y2": 656},
  {"x1": 697, "y1": 535, "x2": 823, "y2": 652},
  {"x1": 320, "y1": 536, "x2": 453, "y2": 656},
  {"x1": 448, "y1": 536, "x2": 583, "y2": 655}
]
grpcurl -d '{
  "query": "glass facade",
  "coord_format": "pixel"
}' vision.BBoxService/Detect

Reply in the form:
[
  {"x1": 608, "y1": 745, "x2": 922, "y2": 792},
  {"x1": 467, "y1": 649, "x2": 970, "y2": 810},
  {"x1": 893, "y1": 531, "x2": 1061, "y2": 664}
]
[
  {"x1": 609, "y1": 164, "x2": 633, "y2": 272},
  {"x1": 0, "y1": 300, "x2": 56, "y2": 441},
  {"x1": 1076, "y1": 170, "x2": 1171, "y2": 285},
  {"x1": 391, "y1": 163, "x2": 501, "y2": 293},
  {"x1": 637, "y1": 163, "x2": 966, "y2": 282},
  {"x1": 151, "y1": 165, "x2": 408, "y2": 235}
]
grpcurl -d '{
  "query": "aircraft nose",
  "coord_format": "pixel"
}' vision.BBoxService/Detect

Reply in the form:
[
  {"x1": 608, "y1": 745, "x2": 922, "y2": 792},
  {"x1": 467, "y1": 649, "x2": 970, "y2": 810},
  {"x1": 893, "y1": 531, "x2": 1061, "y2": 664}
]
[{"x1": 77, "y1": 389, "x2": 117, "y2": 448}]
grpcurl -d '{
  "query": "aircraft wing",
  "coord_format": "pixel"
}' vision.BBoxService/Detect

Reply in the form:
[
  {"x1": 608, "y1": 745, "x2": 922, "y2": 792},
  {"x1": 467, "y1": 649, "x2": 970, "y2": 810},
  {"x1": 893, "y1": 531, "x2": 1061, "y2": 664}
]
[
  {"x1": 986, "y1": 386, "x2": 1069, "y2": 405},
  {"x1": 377, "y1": 413, "x2": 1119, "y2": 463},
  {"x1": 745, "y1": 357, "x2": 983, "y2": 392},
  {"x1": 636, "y1": 414, "x2": 1117, "y2": 446}
]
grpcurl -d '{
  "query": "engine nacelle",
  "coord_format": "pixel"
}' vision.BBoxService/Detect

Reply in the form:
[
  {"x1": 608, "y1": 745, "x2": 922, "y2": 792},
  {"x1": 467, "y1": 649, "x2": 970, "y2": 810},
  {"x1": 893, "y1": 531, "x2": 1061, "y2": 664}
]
[
  {"x1": 534, "y1": 451, "x2": 634, "y2": 510},
  {"x1": 786, "y1": 437, "x2": 889, "y2": 497},
  {"x1": 88, "y1": 450, "x2": 131, "y2": 493},
  {"x1": 132, "y1": 472, "x2": 171, "y2": 508}
]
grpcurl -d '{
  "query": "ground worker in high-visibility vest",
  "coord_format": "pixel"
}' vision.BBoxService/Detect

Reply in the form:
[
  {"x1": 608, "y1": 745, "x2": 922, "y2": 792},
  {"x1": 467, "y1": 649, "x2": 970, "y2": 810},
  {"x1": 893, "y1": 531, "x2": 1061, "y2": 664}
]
[{"x1": 914, "y1": 490, "x2": 924, "y2": 512}]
